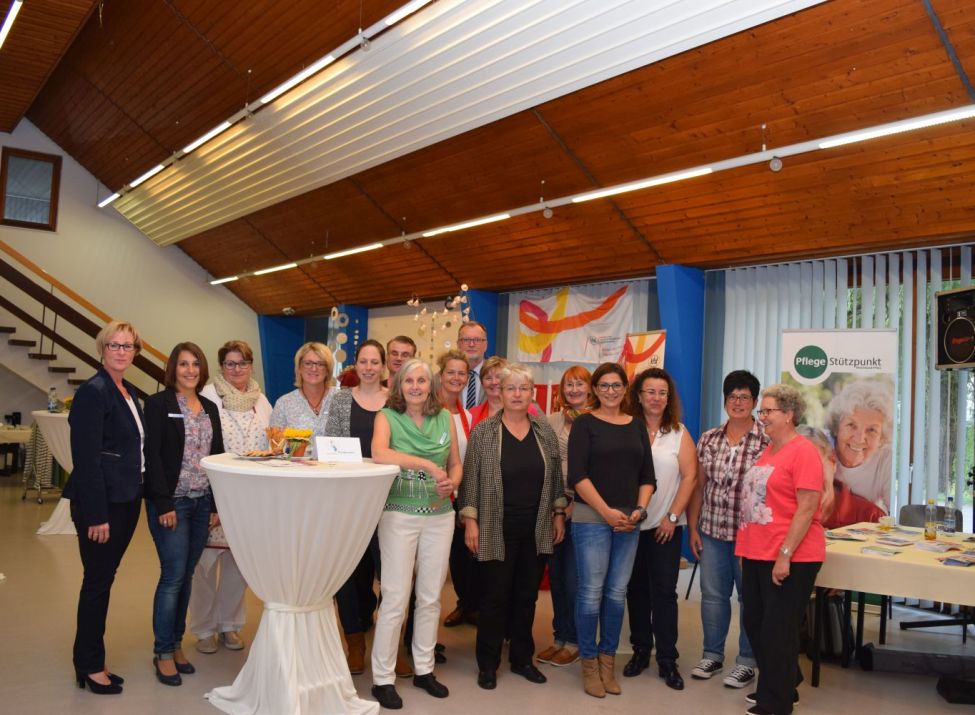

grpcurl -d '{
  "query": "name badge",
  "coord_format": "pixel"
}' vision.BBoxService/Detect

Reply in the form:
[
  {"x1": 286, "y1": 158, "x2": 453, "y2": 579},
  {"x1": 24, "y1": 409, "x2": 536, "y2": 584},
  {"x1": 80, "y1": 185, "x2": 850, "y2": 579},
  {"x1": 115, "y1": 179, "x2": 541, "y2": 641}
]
[
  {"x1": 439, "y1": 431, "x2": 448, "y2": 445},
  {"x1": 168, "y1": 413, "x2": 184, "y2": 419},
  {"x1": 316, "y1": 436, "x2": 362, "y2": 463}
]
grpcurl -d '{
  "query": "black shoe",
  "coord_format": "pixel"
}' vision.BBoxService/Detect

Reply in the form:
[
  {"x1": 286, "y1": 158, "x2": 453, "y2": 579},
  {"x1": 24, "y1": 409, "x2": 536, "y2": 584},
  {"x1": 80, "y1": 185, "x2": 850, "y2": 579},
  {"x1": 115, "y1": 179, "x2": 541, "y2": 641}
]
[
  {"x1": 511, "y1": 663, "x2": 547, "y2": 683},
  {"x1": 413, "y1": 673, "x2": 449, "y2": 698},
  {"x1": 75, "y1": 672, "x2": 122, "y2": 695},
  {"x1": 174, "y1": 659, "x2": 195, "y2": 675},
  {"x1": 623, "y1": 649, "x2": 650, "y2": 677},
  {"x1": 153, "y1": 657, "x2": 182, "y2": 687},
  {"x1": 371, "y1": 684, "x2": 403, "y2": 710},
  {"x1": 745, "y1": 691, "x2": 799, "y2": 706},
  {"x1": 477, "y1": 670, "x2": 497, "y2": 689},
  {"x1": 659, "y1": 661, "x2": 684, "y2": 690},
  {"x1": 106, "y1": 672, "x2": 124, "y2": 685},
  {"x1": 434, "y1": 642, "x2": 447, "y2": 664}
]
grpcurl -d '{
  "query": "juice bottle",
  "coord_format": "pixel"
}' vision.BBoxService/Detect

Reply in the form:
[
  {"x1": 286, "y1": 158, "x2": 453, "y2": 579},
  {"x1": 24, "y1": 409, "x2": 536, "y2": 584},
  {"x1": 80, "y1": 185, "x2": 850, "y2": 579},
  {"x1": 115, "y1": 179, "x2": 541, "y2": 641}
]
[{"x1": 924, "y1": 498, "x2": 938, "y2": 541}]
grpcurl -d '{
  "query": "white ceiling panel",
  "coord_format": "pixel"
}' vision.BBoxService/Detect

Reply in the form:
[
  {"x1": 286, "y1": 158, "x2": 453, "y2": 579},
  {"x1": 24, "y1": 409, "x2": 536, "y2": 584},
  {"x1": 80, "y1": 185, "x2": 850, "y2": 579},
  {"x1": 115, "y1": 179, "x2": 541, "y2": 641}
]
[{"x1": 114, "y1": 0, "x2": 826, "y2": 246}]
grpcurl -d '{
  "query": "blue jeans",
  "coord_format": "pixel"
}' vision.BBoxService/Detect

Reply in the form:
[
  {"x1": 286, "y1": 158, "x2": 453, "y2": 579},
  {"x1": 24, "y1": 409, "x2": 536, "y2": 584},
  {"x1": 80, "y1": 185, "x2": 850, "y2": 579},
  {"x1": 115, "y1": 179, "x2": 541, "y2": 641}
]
[
  {"x1": 147, "y1": 495, "x2": 212, "y2": 657},
  {"x1": 699, "y1": 532, "x2": 755, "y2": 666},
  {"x1": 548, "y1": 519, "x2": 577, "y2": 646},
  {"x1": 572, "y1": 521, "x2": 639, "y2": 659}
]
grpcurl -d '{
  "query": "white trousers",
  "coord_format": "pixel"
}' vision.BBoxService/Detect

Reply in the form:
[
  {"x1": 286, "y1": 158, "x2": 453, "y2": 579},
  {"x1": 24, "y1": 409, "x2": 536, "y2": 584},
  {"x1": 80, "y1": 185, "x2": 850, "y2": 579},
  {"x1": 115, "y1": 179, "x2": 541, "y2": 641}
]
[
  {"x1": 371, "y1": 510, "x2": 453, "y2": 685},
  {"x1": 189, "y1": 548, "x2": 247, "y2": 637}
]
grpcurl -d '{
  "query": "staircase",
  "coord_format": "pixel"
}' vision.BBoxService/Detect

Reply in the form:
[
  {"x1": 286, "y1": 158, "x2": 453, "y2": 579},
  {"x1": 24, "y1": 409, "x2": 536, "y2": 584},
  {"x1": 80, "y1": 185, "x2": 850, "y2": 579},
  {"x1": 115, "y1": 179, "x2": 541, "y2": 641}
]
[{"x1": 0, "y1": 311, "x2": 88, "y2": 398}]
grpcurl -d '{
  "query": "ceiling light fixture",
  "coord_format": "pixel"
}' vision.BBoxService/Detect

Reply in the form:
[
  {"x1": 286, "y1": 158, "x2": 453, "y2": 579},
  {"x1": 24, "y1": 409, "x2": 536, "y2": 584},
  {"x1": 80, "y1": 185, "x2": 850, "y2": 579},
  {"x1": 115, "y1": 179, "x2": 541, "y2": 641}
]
[
  {"x1": 383, "y1": 0, "x2": 432, "y2": 26},
  {"x1": 182, "y1": 121, "x2": 233, "y2": 155},
  {"x1": 818, "y1": 105, "x2": 975, "y2": 149},
  {"x1": 128, "y1": 164, "x2": 165, "y2": 189},
  {"x1": 97, "y1": 192, "x2": 121, "y2": 208},
  {"x1": 323, "y1": 242, "x2": 384, "y2": 260},
  {"x1": 0, "y1": 0, "x2": 23, "y2": 50},
  {"x1": 571, "y1": 167, "x2": 713, "y2": 204},
  {"x1": 259, "y1": 54, "x2": 336, "y2": 105},
  {"x1": 253, "y1": 262, "x2": 298, "y2": 276},
  {"x1": 422, "y1": 213, "x2": 511, "y2": 237},
  {"x1": 209, "y1": 275, "x2": 239, "y2": 285}
]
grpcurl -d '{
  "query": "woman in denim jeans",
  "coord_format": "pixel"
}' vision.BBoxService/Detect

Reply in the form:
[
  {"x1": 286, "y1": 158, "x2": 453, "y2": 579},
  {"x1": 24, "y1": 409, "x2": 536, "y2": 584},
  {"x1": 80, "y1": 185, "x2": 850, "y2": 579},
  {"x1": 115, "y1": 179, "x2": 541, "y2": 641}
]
[
  {"x1": 567, "y1": 362, "x2": 655, "y2": 698},
  {"x1": 145, "y1": 342, "x2": 224, "y2": 686}
]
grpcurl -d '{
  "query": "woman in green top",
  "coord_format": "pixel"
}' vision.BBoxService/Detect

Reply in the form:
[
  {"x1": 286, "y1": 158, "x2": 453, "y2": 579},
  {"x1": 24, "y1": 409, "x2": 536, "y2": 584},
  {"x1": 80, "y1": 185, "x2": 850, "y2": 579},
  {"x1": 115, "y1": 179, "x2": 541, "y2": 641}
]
[{"x1": 370, "y1": 359, "x2": 462, "y2": 710}]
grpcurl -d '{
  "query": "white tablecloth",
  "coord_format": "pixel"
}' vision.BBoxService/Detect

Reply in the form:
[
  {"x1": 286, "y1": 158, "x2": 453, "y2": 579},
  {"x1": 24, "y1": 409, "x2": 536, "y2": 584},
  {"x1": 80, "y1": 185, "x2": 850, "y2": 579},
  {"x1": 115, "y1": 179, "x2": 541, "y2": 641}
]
[
  {"x1": 0, "y1": 426, "x2": 32, "y2": 444},
  {"x1": 201, "y1": 454, "x2": 398, "y2": 715},
  {"x1": 31, "y1": 411, "x2": 75, "y2": 536},
  {"x1": 817, "y1": 521, "x2": 975, "y2": 605}
]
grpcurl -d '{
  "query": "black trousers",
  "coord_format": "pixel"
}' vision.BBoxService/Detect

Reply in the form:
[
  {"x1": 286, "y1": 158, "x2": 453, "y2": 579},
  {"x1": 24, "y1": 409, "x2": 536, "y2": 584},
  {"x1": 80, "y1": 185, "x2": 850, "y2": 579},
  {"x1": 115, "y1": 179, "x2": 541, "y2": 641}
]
[
  {"x1": 741, "y1": 558, "x2": 821, "y2": 715},
  {"x1": 475, "y1": 511, "x2": 545, "y2": 671},
  {"x1": 71, "y1": 498, "x2": 142, "y2": 674},
  {"x1": 625, "y1": 525, "x2": 683, "y2": 662},
  {"x1": 449, "y1": 503, "x2": 480, "y2": 613},
  {"x1": 336, "y1": 531, "x2": 379, "y2": 634}
]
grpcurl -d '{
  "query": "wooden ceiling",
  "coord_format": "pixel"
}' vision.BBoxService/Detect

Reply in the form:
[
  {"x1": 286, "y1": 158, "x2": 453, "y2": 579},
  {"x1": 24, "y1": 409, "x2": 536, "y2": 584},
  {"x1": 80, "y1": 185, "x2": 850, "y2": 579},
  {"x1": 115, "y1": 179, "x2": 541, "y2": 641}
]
[{"x1": 10, "y1": 0, "x2": 975, "y2": 313}]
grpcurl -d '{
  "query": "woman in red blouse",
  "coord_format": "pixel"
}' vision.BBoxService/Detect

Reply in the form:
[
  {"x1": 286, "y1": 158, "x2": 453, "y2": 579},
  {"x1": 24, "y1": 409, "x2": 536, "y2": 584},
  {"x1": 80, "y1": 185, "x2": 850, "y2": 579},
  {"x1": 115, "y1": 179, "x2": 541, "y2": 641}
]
[{"x1": 735, "y1": 384, "x2": 824, "y2": 715}]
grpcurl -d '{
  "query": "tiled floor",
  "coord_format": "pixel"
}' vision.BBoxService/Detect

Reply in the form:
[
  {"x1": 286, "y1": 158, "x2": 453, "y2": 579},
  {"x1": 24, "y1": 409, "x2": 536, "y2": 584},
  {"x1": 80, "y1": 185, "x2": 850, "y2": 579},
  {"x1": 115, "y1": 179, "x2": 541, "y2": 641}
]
[{"x1": 0, "y1": 477, "x2": 969, "y2": 714}]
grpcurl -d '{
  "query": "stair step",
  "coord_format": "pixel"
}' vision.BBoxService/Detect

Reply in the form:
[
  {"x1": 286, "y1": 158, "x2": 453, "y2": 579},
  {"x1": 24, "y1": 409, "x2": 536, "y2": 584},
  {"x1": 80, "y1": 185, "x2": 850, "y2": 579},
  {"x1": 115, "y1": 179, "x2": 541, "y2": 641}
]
[
  {"x1": 0, "y1": 326, "x2": 15, "y2": 334},
  {"x1": 48, "y1": 366, "x2": 75, "y2": 374},
  {"x1": 67, "y1": 378, "x2": 87, "y2": 386},
  {"x1": 28, "y1": 352, "x2": 57, "y2": 360},
  {"x1": 9, "y1": 338, "x2": 37, "y2": 347}
]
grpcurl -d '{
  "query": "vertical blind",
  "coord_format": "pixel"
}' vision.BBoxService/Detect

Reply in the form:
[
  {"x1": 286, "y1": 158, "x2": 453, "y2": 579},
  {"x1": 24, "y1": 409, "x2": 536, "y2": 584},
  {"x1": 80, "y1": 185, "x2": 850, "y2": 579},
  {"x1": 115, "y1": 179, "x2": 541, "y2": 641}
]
[{"x1": 716, "y1": 246, "x2": 972, "y2": 513}]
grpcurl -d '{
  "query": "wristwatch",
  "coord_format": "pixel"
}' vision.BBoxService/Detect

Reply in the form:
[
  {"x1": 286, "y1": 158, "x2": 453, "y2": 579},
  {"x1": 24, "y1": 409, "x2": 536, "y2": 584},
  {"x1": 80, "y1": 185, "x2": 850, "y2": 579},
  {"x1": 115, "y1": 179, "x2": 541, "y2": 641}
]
[
  {"x1": 637, "y1": 506, "x2": 648, "y2": 522},
  {"x1": 667, "y1": 512, "x2": 678, "y2": 524},
  {"x1": 779, "y1": 544, "x2": 792, "y2": 558}
]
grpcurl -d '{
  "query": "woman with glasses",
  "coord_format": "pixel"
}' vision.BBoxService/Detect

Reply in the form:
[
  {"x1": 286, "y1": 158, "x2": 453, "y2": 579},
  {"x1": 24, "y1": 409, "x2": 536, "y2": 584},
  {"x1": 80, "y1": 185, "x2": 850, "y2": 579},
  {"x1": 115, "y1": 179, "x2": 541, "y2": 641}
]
[
  {"x1": 190, "y1": 340, "x2": 271, "y2": 655},
  {"x1": 736, "y1": 384, "x2": 824, "y2": 715},
  {"x1": 459, "y1": 364, "x2": 566, "y2": 690},
  {"x1": 568, "y1": 362, "x2": 655, "y2": 698},
  {"x1": 269, "y1": 342, "x2": 336, "y2": 458},
  {"x1": 66, "y1": 321, "x2": 146, "y2": 694},
  {"x1": 145, "y1": 342, "x2": 224, "y2": 686},
  {"x1": 622, "y1": 368, "x2": 697, "y2": 691},
  {"x1": 537, "y1": 365, "x2": 593, "y2": 668},
  {"x1": 325, "y1": 339, "x2": 389, "y2": 675}
]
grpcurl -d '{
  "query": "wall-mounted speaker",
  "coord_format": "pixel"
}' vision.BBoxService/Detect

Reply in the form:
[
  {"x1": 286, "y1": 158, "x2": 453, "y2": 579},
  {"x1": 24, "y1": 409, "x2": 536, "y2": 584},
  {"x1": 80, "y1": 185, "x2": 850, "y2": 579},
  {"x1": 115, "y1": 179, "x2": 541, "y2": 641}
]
[{"x1": 936, "y1": 286, "x2": 975, "y2": 369}]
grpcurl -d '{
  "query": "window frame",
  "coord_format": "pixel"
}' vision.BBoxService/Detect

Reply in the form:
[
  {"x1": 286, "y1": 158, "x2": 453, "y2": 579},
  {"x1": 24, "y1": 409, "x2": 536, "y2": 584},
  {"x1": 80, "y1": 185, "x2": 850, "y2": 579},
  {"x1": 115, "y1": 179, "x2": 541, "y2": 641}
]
[{"x1": 0, "y1": 146, "x2": 62, "y2": 232}]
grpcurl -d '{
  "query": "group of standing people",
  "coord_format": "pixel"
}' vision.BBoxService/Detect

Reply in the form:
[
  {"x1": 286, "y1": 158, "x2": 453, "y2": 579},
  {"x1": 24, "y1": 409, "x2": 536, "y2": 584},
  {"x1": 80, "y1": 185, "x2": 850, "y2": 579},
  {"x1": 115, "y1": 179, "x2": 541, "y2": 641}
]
[{"x1": 67, "y1": 317, "x2": 826, "y2": 715}]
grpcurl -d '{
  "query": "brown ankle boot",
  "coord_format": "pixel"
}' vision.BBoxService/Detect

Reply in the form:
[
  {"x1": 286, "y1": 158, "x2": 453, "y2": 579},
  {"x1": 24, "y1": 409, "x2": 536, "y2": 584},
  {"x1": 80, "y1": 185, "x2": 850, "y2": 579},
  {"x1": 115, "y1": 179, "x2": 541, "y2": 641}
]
[
  {"x1": 598, "y1": 653, "x2": 621, "y2": 694},
  {"x1": 395, "y1": 647, "x2": 414, "y2": 678},
  {"x1": 346, "y1": 632, "x2": 366, "y2": 675},
  {"x1": 581, "y1": 658, "x2": 605, "y2": 698}
]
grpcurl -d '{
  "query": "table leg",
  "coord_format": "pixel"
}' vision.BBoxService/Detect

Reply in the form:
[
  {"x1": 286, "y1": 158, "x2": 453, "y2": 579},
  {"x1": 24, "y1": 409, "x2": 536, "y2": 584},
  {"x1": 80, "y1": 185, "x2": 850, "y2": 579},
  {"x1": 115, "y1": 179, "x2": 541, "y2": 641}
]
[
  {"x1": 879, "y1": 596, "x2": 888, "y2": 645},
  {"x1": 812, "y1": 586, "x2": 825, "y2": 687},
  {"x1": 855, "y1": 592, "x2": 866, "y2": 659},
  {"x1": 841, "y1": 590, "x2": 853, "y2": 668}
]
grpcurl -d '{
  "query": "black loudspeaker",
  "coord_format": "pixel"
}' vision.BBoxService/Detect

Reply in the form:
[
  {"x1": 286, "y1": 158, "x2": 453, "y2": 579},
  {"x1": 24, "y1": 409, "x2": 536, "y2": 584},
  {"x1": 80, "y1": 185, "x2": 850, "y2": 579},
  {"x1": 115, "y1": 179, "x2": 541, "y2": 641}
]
[{"x1": 936, "y1": 286, "x2": 975, "y2": 369}]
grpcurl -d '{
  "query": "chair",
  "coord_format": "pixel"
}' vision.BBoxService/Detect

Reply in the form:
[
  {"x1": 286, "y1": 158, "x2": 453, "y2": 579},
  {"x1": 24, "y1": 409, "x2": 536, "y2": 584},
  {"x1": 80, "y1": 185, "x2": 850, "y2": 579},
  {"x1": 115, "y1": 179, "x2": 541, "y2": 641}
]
[{"x1": 893, "y1": 504, "x2": 970, "y2": 642}]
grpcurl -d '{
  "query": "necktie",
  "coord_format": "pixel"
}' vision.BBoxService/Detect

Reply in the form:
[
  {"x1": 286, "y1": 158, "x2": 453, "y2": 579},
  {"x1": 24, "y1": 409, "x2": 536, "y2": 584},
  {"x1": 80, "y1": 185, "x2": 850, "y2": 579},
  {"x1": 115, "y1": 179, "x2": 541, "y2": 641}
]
[{"x1": 466, "y1": 371, "x2": 477, "y2": 409}]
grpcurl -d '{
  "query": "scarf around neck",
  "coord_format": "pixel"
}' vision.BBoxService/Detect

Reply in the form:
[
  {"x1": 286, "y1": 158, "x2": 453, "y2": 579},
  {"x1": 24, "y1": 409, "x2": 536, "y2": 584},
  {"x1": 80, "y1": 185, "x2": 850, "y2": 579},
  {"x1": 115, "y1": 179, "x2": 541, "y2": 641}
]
[{"x1": 211, "y1": 372, "x2": 261, "y2": 412}]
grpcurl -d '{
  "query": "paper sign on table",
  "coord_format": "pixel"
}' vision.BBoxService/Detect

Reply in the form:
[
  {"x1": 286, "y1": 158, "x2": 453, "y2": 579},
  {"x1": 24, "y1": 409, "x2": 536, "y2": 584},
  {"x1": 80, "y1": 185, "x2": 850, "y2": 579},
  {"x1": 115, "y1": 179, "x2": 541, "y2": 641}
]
[{"x1": 316, "y1": 436, "x2": 363, "y2": 463}]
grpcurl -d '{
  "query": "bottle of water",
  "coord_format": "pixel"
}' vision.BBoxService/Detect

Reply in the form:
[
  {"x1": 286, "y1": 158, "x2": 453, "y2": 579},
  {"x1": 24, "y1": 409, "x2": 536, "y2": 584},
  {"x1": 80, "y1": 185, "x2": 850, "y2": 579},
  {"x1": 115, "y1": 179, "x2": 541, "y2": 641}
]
[
  {"x1": 47, "y1": 387, "x2": 58, "y2": 413},
  {"x1": 944, "y1": 496, "x2": 956, "y2": 535},
  {"x1": 924, "y1": 498, "x2": 938, "y2": 540}
]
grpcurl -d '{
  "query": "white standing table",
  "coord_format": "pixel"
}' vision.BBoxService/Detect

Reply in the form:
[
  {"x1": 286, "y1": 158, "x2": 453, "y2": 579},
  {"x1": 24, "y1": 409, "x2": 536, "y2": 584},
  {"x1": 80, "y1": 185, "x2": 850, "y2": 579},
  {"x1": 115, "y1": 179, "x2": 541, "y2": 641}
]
[
  {"x1": 31, "y1": 410, "x2": 76, "y2": 536},
  {"x1": 201, "y1": 454, "x2": 397, "y2": 715}
]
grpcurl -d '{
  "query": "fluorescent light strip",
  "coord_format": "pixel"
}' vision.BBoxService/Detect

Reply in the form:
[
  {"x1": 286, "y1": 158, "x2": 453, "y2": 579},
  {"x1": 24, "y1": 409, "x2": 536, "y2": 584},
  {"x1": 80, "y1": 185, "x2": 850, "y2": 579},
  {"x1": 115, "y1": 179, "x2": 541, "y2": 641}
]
[
  {"x1": 260, "y1": 55, "x2": 336, "y2": 105},
  {"x1": 384, "y1": 0, "x2": 432, "y2": 26},
  {"x1": 97, "y1": 192, "x2": 121, "y2": 208},
  {"x1": 209, "y1": 275, "x2": 239, "y2": 285},
  {"x1": 182, "y1": 121, "x2": 233, "y2": 155},
  {"x1": 422, "y1": 213, "x2": 511, "y2": 237},
  {"x1": 129, "y1": 164, "x2": 165, "y2": 189},
  {"x1": 0, "y1": 0, "x2": 23, "y2": 50},
  {"x1": 253, "y1": 262, "x2": 298, "y2": 276},
  {"x1": 571, "y1": 167, "x2": 714, "y2": 204},
  {"x1": 819, "y1": 105, "x2": 975, "y2": 149},
  {"x1": 323, "y1": 242, "x2": 384, "y2": 260}
]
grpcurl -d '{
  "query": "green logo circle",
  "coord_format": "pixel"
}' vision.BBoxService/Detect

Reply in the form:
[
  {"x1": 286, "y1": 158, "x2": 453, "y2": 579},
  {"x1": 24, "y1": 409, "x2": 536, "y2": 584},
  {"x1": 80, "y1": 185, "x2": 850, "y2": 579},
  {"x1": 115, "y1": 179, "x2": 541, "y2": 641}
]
[{"x1": 794, "y1": 345, "x2": 828, "y2": 379}]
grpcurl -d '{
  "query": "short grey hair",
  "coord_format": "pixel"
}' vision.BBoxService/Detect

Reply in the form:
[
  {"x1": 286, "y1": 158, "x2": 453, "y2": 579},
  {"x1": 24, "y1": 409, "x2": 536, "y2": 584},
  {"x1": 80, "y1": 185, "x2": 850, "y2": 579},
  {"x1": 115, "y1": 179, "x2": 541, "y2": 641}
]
[
  {"x1": 499, "y1": 363, "x2": 534, "y2": 388},
  {"x1": 762, "y1": 383, "x2": 807, "y2": 424},
  {"x1": 825, "y1": 379, "x2": 893, "y2": 443}
]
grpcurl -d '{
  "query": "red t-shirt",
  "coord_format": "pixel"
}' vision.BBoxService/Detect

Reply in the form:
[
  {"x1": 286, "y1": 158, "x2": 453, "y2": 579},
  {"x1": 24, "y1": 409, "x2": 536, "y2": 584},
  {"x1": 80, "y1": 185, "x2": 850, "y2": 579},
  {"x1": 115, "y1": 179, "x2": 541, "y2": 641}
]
[{"x1": 734, "y1": 436, "x2": 825, "y2": 562}]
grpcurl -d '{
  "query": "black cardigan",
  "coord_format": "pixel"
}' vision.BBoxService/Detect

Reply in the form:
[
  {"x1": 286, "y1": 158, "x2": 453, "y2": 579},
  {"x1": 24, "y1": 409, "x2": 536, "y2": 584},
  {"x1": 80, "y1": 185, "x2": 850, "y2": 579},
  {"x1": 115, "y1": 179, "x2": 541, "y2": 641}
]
[{"x1": 144, "y1": 388, "x2": 224, "y2": 514}]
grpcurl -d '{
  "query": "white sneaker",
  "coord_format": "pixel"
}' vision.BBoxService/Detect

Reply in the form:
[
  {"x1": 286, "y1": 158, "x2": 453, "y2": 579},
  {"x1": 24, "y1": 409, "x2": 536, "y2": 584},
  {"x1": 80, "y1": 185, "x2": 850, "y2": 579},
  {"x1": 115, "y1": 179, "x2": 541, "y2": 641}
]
[
  {"x1": 691, "y1": 658, "x2": 723, "y2": 679},
  {"x1": 723, "y1": 665, "x2": 756, "y2": 688}
]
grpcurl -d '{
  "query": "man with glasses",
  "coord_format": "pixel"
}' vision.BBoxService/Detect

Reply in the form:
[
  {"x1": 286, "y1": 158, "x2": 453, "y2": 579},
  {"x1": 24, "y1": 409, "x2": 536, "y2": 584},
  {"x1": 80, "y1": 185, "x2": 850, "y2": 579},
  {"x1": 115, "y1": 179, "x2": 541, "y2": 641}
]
[
  {"x1": 386, "y1": 336, "x2": 417, "y2": 382},
  {"x1": 458, "y1": 322, "x2": 489, "y2": 410},
  {"x1": 687, "y1": 370, "x2": 769, "y2": 689}
]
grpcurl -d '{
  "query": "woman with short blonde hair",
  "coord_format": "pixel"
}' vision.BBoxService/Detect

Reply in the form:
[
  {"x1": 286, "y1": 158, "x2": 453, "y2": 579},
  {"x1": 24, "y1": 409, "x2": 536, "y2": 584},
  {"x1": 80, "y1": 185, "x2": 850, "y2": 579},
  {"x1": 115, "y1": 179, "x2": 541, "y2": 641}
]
[{"x1": 270, "y1": 342, "x2": 336, "y2": 458}]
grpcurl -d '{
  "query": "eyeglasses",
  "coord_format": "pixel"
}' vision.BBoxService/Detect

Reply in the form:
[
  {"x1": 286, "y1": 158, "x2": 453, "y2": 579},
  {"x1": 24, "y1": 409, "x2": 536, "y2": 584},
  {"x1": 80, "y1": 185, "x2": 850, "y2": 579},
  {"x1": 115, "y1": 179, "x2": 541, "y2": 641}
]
[
  {"x1": 301, "y1": 360, "x2": 327, "y2": 369},
  {"x1": 502, "y1": 385, "x2": 533, "y2": 394},
  {"x1": 222, "y1": 360, "x2": 252, "y2": 370},
  {"x1": 105, "y1": 342, "x2": 136, "y2": 352},
  {"x1": 757, "y1": 408, "x2": 784, "y2": 417},
  {"x1": 641, "y1": 389, "x2": 669, "y2": 398},
  {"x1": 458, "y1": 337, "x2": 486, "y2": 345},
  {"x1": 727, "y1": 394, "x2": 754, "y2": 403},
  {"x1": 596, "y1": 382, "x2": 625, "y2": 392}
]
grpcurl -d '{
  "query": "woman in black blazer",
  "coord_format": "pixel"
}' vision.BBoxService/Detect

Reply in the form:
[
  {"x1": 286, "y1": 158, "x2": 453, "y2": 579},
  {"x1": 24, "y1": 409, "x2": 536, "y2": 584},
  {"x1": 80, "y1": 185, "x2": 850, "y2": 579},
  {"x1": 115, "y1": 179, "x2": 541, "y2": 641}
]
[
  {"x1": 144, "y1": 342, "x2": 224, "y2": 686},
  {"x1": 66, "y1": 320, "x2": 146, "y2": 695}
]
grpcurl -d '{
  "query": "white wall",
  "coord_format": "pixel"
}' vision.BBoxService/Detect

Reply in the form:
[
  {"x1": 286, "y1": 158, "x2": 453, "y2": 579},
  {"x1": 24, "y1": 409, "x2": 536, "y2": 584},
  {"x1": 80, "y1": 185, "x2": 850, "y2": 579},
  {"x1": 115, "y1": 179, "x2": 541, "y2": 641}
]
[
  {"x1": 368, "y1": 301, "x2": 464, "y2": 364},
  {"x1": 0, "y1": 120, "x2": 263, "y2": 389}
]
